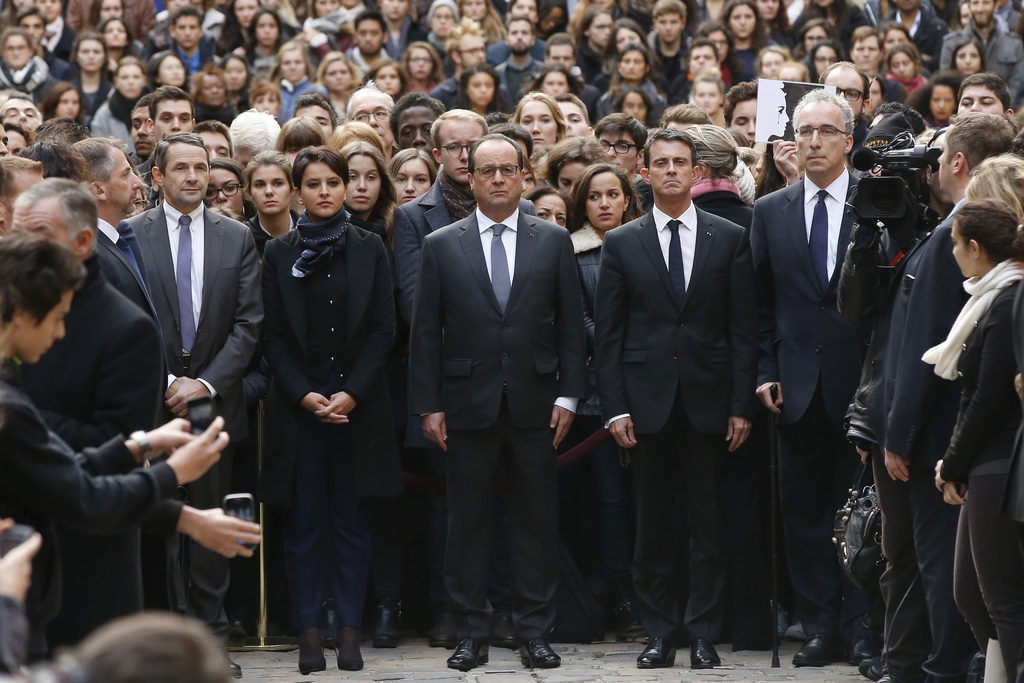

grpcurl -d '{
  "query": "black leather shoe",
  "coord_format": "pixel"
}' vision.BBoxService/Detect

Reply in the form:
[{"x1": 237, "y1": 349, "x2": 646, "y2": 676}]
[
  {"x1": 428, "y1": 613, "x2": 459, "y2": 649},
  {"x1": 637, "y1": 637, "x2": 676, "y2": 668},
  {"x1": 859, "y1": 657, "x2": 884, "y2": 681},
  {"x1": 614, "y1": 600, "x2": 645, "y2": 641},
  {"x1": 965, "y1": 652, "x2": 986, "y2": 683},
  {"x1": 793, "y1": 634, "x2": 845, "y2": 667},
  {"x1": 336, "y1": 626, "x2": 363, "y2": 671},
  {"x1": 447, "y1": 638, "x2": 489, "y2": 671},
  {"x1": 489, "y1": 613, "x2": 518, "y2": 649},
  {"x1": 849, "y1": 638, "x2": 882, "y2": 666},
  {"x1": 690, "y1": 637, "x2": 721, "y2": 669},
  {"x1": 518, "y1": 637, "x2": 560, "y2": 669},
  {"x1": 228, "y1": 659, "x2": 242, "y2": 678},
  {"x1": 372, "y1": 599, "x2": 400, "y2": 648}
]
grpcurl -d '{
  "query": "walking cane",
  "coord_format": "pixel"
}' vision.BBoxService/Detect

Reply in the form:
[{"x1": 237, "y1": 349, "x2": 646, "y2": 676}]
[{"x1": 769, "y1": 383, "x2": 781, "y2": 668}]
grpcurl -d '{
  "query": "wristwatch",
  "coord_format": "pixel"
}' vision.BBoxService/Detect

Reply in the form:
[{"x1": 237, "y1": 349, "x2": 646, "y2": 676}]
[{"x1": 130, "y1": 430, "x2": 154, "y2": 461}]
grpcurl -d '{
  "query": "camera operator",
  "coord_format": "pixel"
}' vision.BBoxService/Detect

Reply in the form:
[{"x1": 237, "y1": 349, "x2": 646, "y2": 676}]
[{"x1": 838, "y1": 112, "x2": 1015, "y2": 683}]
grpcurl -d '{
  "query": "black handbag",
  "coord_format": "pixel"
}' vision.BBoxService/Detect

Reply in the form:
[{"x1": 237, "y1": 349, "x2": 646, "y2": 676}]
[{"x1": 833, "y1": 463, "x2": 885, "y2": 592}]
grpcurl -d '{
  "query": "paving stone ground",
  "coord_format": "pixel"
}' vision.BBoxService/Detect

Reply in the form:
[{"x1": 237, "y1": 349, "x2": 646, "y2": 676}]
[{"x1": 233, "y1": 637, "x2": 867, "y2": 682}]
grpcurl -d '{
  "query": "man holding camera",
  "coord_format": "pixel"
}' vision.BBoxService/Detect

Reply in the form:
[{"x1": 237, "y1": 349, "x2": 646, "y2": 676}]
[
  {"x1": 751, "y1": 89, "x2": 874, "y2": 668},
  {"x1": 839, "y1": 112, "x2": 1014, "y2": 683}
]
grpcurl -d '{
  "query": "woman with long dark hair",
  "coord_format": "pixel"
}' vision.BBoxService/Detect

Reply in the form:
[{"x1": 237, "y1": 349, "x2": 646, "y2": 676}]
[
  {"x1": 261, "y1": 145, "x2": 400, "y2": 675},
  {"x1": 97, "y1": 17, "x2": 138, "y2": 73},
  {"x1": 69, "y1": 31, "x2": 112, "y2": 124},
  {"x1": 698, "y1": 21, "x2": 742, "y2": 86},
  {"x1": 341, "y1": 141, "x2": 397, "y2": 245},
  {"x1": 217, "y1": 0, "x2": 260, "y2": 54},
  {"x1": 792, "y1": 0, "x2": 868, "y2": 51},
  {"x1": 40, "y1": 81, "x2": 85, "y2": 123},
  {"x1": 91, "y1": 56, "x2": 145, "y2": 150},
  {"x1": 723, "y1": 0, "x2": 773, "y2": 82},
  {"x1": 595, "y1": 43, "x2": 667, "y2": 121},
  {"x1": 456, "y1": 63, "x2": 509, "y2": 115}
]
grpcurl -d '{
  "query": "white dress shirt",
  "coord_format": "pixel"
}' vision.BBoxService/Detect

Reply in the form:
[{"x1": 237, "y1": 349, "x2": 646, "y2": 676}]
[
  {"x1": 803, "y1": 172, "x2": 850, "y2": 283},
  {"x1": 475, "y1": 207, "x2": 577, "y2": 414},
  {"x1": 97, "y1": 218, "x2": 119, "y2": 245},
  {"x1": 652, "y1": 202, "x2": 698, "y2": 287}
]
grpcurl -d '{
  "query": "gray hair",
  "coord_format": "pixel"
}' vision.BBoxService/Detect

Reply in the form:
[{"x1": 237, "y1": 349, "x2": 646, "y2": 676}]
[
  {"x1": 792, "y1": 88, "x2": 855, "y2": 134},
  {"x1": 14, "y1": 178, "x2": 98, "y2": 239},
  {"x1": 229, "y1": 109, "x2": 282, "y2": 156},
  {"x1": 686, "y1": 124, "x2": 740, "y2": 180},
  {"x1": 74, "y1": 137, "x2": 129, "y2": 182},
  {"x1": 347, "y1": 81, "x2": 395, "y2": 119}
]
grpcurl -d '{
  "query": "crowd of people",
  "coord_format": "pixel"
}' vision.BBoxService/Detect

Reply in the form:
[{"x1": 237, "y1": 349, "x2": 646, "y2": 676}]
[{"x1": 1, "y1": 0, "x2": 1024, "y2": 680}]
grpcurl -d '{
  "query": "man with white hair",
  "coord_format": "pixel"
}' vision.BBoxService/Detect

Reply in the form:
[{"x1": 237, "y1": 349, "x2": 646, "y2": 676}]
[
  {"x1": 348, "y1": 81, "x2": 397, "y2": 159},
  {"x1": 750, "y1": 88, "x2": 873, "y2": 668},
  {"x1": 229, "y1": 109, "x2": 282, "y2": 166}
]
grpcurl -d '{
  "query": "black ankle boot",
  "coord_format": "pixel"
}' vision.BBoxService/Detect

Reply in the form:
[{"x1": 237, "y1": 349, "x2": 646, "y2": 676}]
[
  {"x1": 611, "y1": 577, "x2": 645, "y2": 641},
  {"x1": 373, "y1": 599, "x2": 401, "y2": 648}
]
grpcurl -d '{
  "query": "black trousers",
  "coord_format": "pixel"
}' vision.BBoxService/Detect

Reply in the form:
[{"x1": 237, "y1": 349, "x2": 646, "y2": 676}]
[
  {"x1": 776, "y1": 385, "x2": 867, "y2": 642},
  {"x1": 954, "y1": 470, "x2": 1024, "y2": 679},
  {"x1": 445, "y1": 400, "x2": 558, "y2": 640},
  {"x1": 872, "y1": 446, "x2": 975, "y2": 683},
  {"x1": 632, "y1": 393, "x2": 724, "y2": 641}
]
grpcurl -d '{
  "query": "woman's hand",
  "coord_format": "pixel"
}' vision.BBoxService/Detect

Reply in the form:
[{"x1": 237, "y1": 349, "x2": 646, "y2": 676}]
[
  {"x1": 941, "y1": 481, "x2": 967, "y2": 505},
  {"x1": 145, "y1": 418, "x2": 195, "y2": 457},
  {"x1": 316, "y1": 392, "x2": 356, "y2": 424},
  {"x1": 301, "y1": 392, "x2": 330, "y2": 414},
  {"x1": 934, "y1": 459, "x2": 946, "y2": 491},
  {"x1": 166, "y1": 417, "x2": 230, "y2": 485}
]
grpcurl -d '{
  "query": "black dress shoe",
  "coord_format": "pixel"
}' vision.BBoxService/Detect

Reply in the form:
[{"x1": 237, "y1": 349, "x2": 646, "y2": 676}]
[
  {"x1": 372, "y1": 599, "x2": 400, "y2": 648},
  {"x1": 849, "y1": 637, "x2": 882, "y2": 666},
  {"x1": 637, "y1": 637, "x2": 676, "y2": 668},
  {"x1": 489, "y1": 613, "x2": 518, "y2": 649},
  {"x1": 793, "y1": 633, "x2": 845, "y2": 667},
  {"x1": 966, "y1": 651, "x2": 986, "y2": 683},
  {"x1": 447, "y1": 638, "x2": 489, "y2": 671},
  {"x1": 428, "y1": 613, "x2": 459, "y2": 649},
  {"x1": 298, "y1": 627, "x2": 326, "y2": 674},
  {"x1": 518, "y1": 637, "x2": 560, "y2": 669},
  {"x1": 859, "y1": 657, "x2": 884, "y2": 681},
  {"x1": 228, "y1": 659, "x2": 242, "y2": 678},
  {"x1": 690, "y1": 637, "x2": 721, "y2": 669},
  {"x1": 336, "y1": 626, "x2": 363, "y2": 671}
]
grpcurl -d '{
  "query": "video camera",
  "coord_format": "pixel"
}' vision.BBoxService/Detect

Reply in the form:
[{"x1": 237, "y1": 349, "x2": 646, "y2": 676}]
[{"x1": 849, "y1": 132, "x2": 941, "y2": 221}]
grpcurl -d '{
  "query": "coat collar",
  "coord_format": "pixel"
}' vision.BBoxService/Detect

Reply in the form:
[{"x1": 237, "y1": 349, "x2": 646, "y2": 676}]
[{"x1": 571, "y1": 224, "x2": 604, "y2": 254}]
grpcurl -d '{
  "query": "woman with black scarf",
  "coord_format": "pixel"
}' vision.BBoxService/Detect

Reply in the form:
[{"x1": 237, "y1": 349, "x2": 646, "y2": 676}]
[
  {"x1": 91, "y1": 56, "x2": 147, "y2": 153},
  {"x1": 260, "y1": 146, "x2": 401, "y2": 676}
]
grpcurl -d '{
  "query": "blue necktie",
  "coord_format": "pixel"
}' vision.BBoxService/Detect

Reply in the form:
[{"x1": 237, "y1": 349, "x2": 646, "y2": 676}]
[
  {"x1": 176, "y1": 214, "x2": 196, "y2": 351},
  {"x1": 809, "y1": 189, "x2": 830, "y2": 291},
  {"x1": 116, "y1": 221, "x2": 149, "y2": 287},
  {"x1": 490, "y1": 223, "x2": 511, "y2": 312},
  {"x1": 667, "y1": 219, "x2": 686, "y2": 304}
]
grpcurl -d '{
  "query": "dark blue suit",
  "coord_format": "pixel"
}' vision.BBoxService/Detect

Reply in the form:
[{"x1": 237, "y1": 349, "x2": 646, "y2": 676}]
[{"x1": 751, "y1": 176, "x2": 871, "y2": 643}]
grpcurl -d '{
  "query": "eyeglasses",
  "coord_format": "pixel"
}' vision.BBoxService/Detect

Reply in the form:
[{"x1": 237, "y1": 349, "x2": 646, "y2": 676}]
[
  {"x1": 205, "y1": 182, "x2": 242, "y2": 199},
  {"x1": 833, "y1": 87, "x2": 864, "y2": 102},
  {"x1": 353, "y1": 108, "x2": 390, "y2": 123},
  {"x1": 599, "y1": 140, "x2": 638, "y2": 154},
  {"x1": 473, "y1": 164, "x2": 520, "y2": 179},
  {"x1": 796, "y1": 124, "x2": 848, "y2": 139},
  {"x1": 441, "y1": 141, "x2": 477, "y2": 155}
]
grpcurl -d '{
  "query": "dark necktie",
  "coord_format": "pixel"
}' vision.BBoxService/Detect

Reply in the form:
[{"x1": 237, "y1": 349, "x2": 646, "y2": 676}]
[
  {"x1": 809, "y1": 189, "x2": 830, "y2": 291},
  {"x1": 176, "y1": 214, "x2": 196, "y2": 351},
  {"x1": 490, "y1": 223, "x2": 511, "y2": 312},
  {"x1": 116, "y1": 221, "x2": 149, "y2": 287},
  {"x1": 667, "y1": 219, "x2": 686, "y2": 304}
]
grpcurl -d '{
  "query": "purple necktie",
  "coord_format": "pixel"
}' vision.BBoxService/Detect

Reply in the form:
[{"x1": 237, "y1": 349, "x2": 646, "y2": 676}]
[{"x1": 176, "y1": 214, "x2": 196, "y2": 351}]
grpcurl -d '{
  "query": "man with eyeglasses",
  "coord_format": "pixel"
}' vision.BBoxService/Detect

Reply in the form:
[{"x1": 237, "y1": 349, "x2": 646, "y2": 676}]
[
  {"x1": 410, "y1": 132, "x2": 586, "y2": 673},
  {"x1": 751, "y1": 89, "x2": 874, "y2": 669},
  {"x1": 820, "y1": 62, "x2": 872, "y2": 153},
  {"x1": 594, "y1": 113, "x2": 653, "y2": 212},
  {"x1": 347, "y1": 82, "x2": 398, "y2": 161},
  {"x1": 430, "y1": 19, "x2": 511, "y2": 109}
]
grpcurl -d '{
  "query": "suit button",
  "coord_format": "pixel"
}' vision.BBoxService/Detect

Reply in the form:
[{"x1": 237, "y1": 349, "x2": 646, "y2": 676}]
[
  {"x1": 673, "y1": 355, "x2": 678, "y2": 360},
  {"x1": 502, "y1": 353, "x2": 509, "y2": 360},
  {"x1": 679, "y1": 323, "x2": 684, "y2": 328},
  {"x1": 820, "y1": 304, "x2": 826, "y2": 310},
  {"x1": 502, "y1": 323, "x2": 509, "y2": 329},
  {"x1": 816, "y1": 345, "x2": 822, "y2": 353}
]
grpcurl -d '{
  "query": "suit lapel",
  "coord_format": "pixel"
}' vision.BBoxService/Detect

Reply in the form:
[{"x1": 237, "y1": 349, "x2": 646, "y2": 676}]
[
  {"x1": 140, "y1": 206, "x2": 183, "y2": 342},
  {"x1": 505, "y1": 214, "x2": 537, "y2": 314},
  {"x1": 784, "y1": 182, "x2": 820, "y2": 292},
  {"x1": 636, "y1": 213, "x2": 678, "y2": 305},
  {"x1": 423, "y1": 183, "x2": 453, "y2": 233},
  {"x1": 457, "y1": 216, "x2": 503, "y2": 315},
  {"x1": 684, "y1": 211, "x2": 715, "y2": 309},
  {"x1": 198, "y1": 211, "x2": 223, "y2": 329}
]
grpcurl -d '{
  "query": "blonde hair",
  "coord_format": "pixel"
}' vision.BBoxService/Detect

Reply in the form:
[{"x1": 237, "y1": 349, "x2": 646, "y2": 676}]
[
  {"x1": 317, "y1": 52, "x2": 363, "y2": 94},
  {"x1": 444, "y1": 17, "x2": 485, "y2": 56},
  {"x1": 512, "y1": 92, "x2": 568, "y2": 143},
  {"x1": 429, "y1": 108, "x2": 488, "y2": 149},
  {"x1": 329, "y1": 120, "x2": 386, "y2": 154},
  {"x1": 965, "y1": 154, "x2": 1024, "y2": 221}
]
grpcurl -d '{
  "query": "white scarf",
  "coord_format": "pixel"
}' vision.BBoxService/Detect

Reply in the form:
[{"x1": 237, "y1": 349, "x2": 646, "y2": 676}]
[{"x1": 922, "y1": 259, "x2": 1024, "y2": 380}]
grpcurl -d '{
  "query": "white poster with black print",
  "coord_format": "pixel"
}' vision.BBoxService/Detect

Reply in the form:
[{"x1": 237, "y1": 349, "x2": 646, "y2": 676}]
[{"x1": 755, "y1": 80, "x2": 837, "y2": 143}]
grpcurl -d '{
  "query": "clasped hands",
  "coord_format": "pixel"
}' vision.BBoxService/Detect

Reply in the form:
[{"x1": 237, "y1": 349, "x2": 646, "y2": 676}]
[
  {"x1": 165, "y1": 376, "x2": 210, "y2": 418},
  {"x1": 302, "y1": 391, "x2": 356, "y2": 424}
]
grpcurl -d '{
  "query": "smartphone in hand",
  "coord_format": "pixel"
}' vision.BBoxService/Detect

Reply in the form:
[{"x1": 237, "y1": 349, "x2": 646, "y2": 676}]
[
  {"x1": 223, "y1": 494, "x2": 257, "y2": 550},
  {"x1": 187, "y1": 396, "x2": 217, "y2": 435}
]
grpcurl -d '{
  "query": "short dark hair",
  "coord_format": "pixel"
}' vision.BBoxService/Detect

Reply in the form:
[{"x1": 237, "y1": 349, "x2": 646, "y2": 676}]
[
  {"x1": 468, "y1": 133, "x2": 524, "y2": 174},
  {"x1": 153, "y1": 132, "x2": 209, "y2": 173},
  {"x1": 958, "y1": 72, "x2": 1011, "y2": 112},
  {"x1": 134, "y1": 92, "x2": 154, "y2": 114},
  {"x1": 170, "y1": 4, "x2": 203, "y2": 25},
  {"x1": 507, "y1": 14, "x2": 533, "y2": 31},
  {"x1": 643, "y1": 126, "x2": 697, "y2": 168},
  {"x1": 194, "y1": 120, "x2": 234, "y2": 156},
  {"x1": 295, "y1": 91, "x2": 339, "y2": 128},
  {"x1": 945, "y1": 111, "x2": 1014, "y2": 171},
  {"x1": 292, "y1": 146, "x2": 349, "y2": 187},
  {"x1": 149, "y1": 85, "x2": 195, "y2": 121},
  {"x1": 954, "y1": 198, "x2": 1024, "y2": 262},
  {"x1": 390, "y1": 92, "x2": 445, "y2": 140},
  {"x1": 0, "y1": 231, "x2": 86, "y2": 324},
  {"x1": 545, "y1": 32, "x2": 576, "y2": 52},
  {"x1": 354, "y1": 9, "x2": 386, "y2": 32},
  {"x1": 488, "y1": 123, "x2": 533, "y2": 158},
  {"x1": 594, "y1": 113, "x2": 647, "y2": 149},
  {"x1": 32, "y1": 119, "x2": 91, "y2": 146},
  {"x1": 210, "y1": 156, "x2": 245, "y2": 181},
  {"x1": 19, "y1": 140, "x2": 89, "y2": 180},
  {"x1": 723, "y1": 79, "x2": 758, "y2": 127}
]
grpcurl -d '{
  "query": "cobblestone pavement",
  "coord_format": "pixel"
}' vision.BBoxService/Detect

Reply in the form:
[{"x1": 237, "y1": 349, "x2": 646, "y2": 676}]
[{"x1": 234, "y1": 637, "x2": 868, "y2": 682}]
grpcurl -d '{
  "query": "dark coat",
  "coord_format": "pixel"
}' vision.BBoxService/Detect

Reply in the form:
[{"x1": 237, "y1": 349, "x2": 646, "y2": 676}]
[
  {"x1": 571, "y1": 224, "x2": 604, "y2": 417},
  {"x1": 594, "y1": 208, "x2": 758, "y2": 434},
  {"x1": 693, "y1": 190, "x2": 752, "y2": 229},
  {"x1": 750, "y1": 175, "x2": 871, "y2": 425},
  {"x1": 259, "y1": 226, "x2": 401, "y2": 505},
  {"x1": 409, "y1": 211, "x2": 588, "y2": 430},
  {"x1": 95, "y1": 230, "x2": 158, "y2": 322},
  {"x1": 1002, "y1": 283, "x2": 1024, "y2": 522},
  {"x1": 885, "y1": 1, "x2": 948, "y2": 69}
]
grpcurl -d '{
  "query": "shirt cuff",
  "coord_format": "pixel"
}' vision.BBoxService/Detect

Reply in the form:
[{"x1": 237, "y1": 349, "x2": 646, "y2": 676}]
[
  {"x1": 604, "y1": 413, "x2": 631, "y2": 429},
  {"x1": 197, "y1": 378, "x2": 218, "y2": 397},
  {"x1": 167, "y1": 374, "x2": 177, "y2": 388},
  {"x1": 554, "y1": 397, "x2": 578, "y2": 413}
]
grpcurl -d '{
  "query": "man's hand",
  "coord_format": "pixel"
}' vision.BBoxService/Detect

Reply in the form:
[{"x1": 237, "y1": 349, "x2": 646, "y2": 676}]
[
  {"x1": 1016, "y1": 373, "x2": 1022, "y2": 399},
  {"x1": 725, "y1": 415, "x2": 751, "y2": 452},
  {"x1": 317, "y1": 391, "x2": 356, "y2": 424},
  {"x1": 756, "y1": 381, "x2": 783, "y2": 414},
  {"x1": 0, "y1": 528, "x2": 42, "y2": 603},
  {"x1": 609, "y1": 416, "x2": 637, "y2": 448},
  {"x1": 551, "y1": 405, "x2": 574, "y2": 448},
  {"x1": 144, "y1": 418, "x2": 194, "y2": 457},
  {"x1": 885, "y1": 449, "x2": 910, "y2": 482},
  {"x1": 772, "y1": 139, "x2": 801, "y2": 185},
  {"x1": 165, "y1": 377, "x2": 211, "y2": 418},
  {"x1": 177, "y1": 507, "x2": 261, "y2": 558},
  {"x1": 422, "y1": 412, "x2": 447, "y2": 451},
  {"x1": 941, "y1": 481, "x2": 967, "y2": 506},
  {"x1": 166, "y1": 416, "x2": 230, "y2": 485}
]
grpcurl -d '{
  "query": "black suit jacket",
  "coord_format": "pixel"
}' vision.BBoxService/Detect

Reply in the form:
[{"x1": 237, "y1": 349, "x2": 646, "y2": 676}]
[
  {"x1": 260, "y1": 226, "x2": 401, "y2": 505},
  {"x1": 409, "y1": 211, "x2": 587, "y2": 431},
  {"x1": 95, "y1": 229, "x2": 157, "y2": 321},
  {"x1": 129, "y1": 205, "x2": 263, "y2": 441},
  {"x1": 750, "y1": 176, "x2": 871, "y2": 425},
  {"x1": 594, "y1": 208, "x2": 757, "y2": 435}
]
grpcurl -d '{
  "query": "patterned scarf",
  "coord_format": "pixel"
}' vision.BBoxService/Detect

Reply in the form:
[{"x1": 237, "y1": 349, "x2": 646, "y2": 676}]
[
  {"x1": 291, "y1": 207, "x2": 350, "y2": 278},
  {"x1": 438, "y1": 169, "x2": 477, "y2": 221}
]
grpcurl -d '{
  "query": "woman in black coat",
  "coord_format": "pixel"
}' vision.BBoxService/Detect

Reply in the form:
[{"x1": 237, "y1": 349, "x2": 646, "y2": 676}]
[
  {"x1": 686, "y1": 124, "x2": 754, "y2": 229},
  {"x1": 930, "y1": 199, "x2": 1024, "y2": 678},
  {"x1": 260, "y1": 146, "x2": 400, "y2": 675}
]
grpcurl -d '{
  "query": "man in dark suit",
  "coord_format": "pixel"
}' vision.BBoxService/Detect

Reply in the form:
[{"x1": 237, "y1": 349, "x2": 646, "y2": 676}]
[
  {"x1": 840, "y1": 112, "x2": 1013, "y2": 683},
  {"x1": 751, "y1": 89, "x2": 873, "y2": 668},
  {"x1": 128, "y1": 132, "x2": 262, "y2": 676},
  {"x1": 409, "y1": 133, "x2": 587, "y2": 672},
  {"x1": 594, "y1": 126, "x2": 757, "y2": 670}
]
